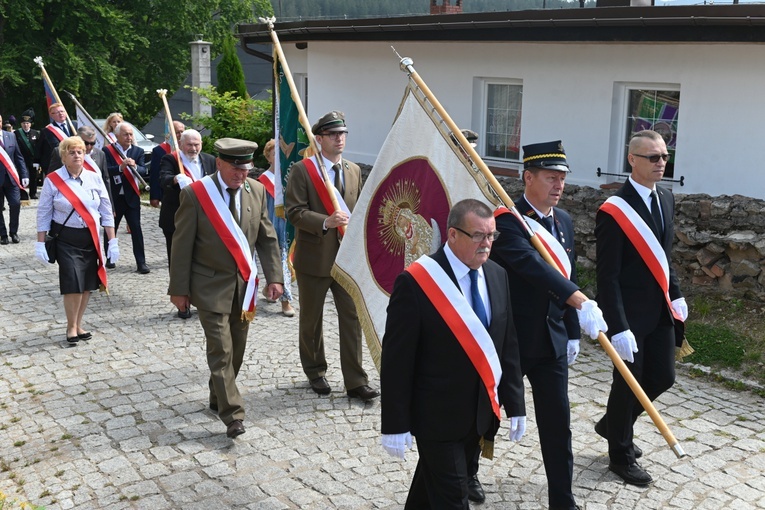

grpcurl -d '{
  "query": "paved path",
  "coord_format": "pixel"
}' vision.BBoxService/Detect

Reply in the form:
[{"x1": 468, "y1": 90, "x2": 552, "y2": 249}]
[{"x1": 1, "y1": 203, "x2": 764, "y2": 509}]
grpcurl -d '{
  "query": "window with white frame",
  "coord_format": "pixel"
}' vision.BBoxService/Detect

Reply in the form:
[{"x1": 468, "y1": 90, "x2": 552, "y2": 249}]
[
  {"x1": 483, "y1": 81, "x2": 523, "y2": 163},
  {"x1": 623, "y1": 88, "x2": 680, "y2": 179}
]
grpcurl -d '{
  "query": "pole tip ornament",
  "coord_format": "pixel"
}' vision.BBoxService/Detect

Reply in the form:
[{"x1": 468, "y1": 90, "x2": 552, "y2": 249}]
[
  {"x1": 399, "y1": 56, "x2": 414, "y2": 73},
  {"x1": 258, "y1": 16, "x2": 276, "y2": 28},
  {"x1": 157, "y1": 89, "x2": 168, "y2": 97},
  {"x1": 34, "y1": 56, "x2": 44, "y2": 67}
]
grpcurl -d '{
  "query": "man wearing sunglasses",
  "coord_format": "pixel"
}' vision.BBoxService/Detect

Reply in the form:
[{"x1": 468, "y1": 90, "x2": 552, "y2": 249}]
[
  {"x1": 594, "y1": 130, "x2": 686, "y2": 486},
  {"x1": 489, "y1": 140, "x2": 605, "y2": 510}
]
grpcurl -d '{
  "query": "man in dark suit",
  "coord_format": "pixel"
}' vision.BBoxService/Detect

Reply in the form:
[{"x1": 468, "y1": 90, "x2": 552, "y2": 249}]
[
  {"x1": 381, "y1": 198, "x2": 526, "y2": 509},
  {"x1": 490, "y1": 141, "x2": 606, "y2": 510},
  {"x1": 159, "y1": 128, "x2": 215, "y2": 266},
  {"x1": 595, "y1": 129, "x2": 687, "y2": 486},
  {"x1": 169, "y1": 138, "x2": 283, "y2": 439},
  {"x1": 0, "y1": 113, "x2": 29, "y2": 244},
  {"x1": 149, "y1": 120, "x2": 185, "y2": 208},
  {"x1": 14, "y1": 110, "x2": 40, "y2": 199},
  {"x1": 103, "y1": 122, "x2": 150, "y2": 273},
  {"x1": 285, "y1": 110, "x2": 378, "y2": 401},
  {"x1": 36, "y1": 103, "x2": 73, "y2": 176}
]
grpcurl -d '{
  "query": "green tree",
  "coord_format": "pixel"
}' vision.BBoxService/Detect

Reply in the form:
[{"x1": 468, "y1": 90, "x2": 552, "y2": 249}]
[
  {"x1": 182, "y1": 85, "x2": 272, "y2": 168},
  {"x1": 0, "y1": 0, "x2": 274, "y2": 128},
  {"x1": 217, "y1": 37, "x2": 248, "y2": 98}
]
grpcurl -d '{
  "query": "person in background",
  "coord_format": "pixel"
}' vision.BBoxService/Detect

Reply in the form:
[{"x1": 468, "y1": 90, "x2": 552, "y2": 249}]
[
  {"x1": 15, "y1": 109, "x2": 40, "y2": 199},
  {"x1": 102, "y1": 112, "x2": 123, "y2": 145},
  {"x1": 150, "y1": 121, "x2": 185, "y2": 208},
  {"x1": 34, "y1": 136, "x2": 118, "y2": 345},
  {"x1": 0, "y1": 112, "x2": 29, "y2": 244}
]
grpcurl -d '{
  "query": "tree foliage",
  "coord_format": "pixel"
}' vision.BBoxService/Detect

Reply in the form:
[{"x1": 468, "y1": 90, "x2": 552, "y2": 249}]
[
  {"x1": 217, "y1": 37, "x2": 248, "y2": 98},
  {"x1": 0, "y1": 0, "x2": 273, "y2": 128},
  {"x1": 181, "y1": 85, "x2": 272, "y2": 168}
]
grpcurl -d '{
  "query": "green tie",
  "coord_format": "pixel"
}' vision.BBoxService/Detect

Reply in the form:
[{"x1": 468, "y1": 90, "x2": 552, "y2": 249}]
[{"x1": 227, "y1": 187, "x2": 239, "y2": 224}]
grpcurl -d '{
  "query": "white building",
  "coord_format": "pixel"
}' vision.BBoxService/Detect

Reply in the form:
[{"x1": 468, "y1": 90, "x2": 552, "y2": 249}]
[{"x1": 239, "y1": 5, "x2": 765, "y2": 199}]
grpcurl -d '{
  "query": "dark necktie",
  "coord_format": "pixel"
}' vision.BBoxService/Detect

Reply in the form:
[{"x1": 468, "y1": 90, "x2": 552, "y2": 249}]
[
  {"x1": 541, "y1": 215, "x2": 554, "y2": 235},
  {"x1": 59, "y1": 123, "x2": 69, "y2": 136},
  {"x1": 226, "y1": 188, "x2": 239, "y2": 224},
  {"x1": 469, "y1": 269, "x2": 489, "y2": 329},
  {"x1": 650, "y1": 191, "x2": 664, "y2": 240},
  {"x1": 333, "y1": 163, "x2": 344, "y2": 196}
]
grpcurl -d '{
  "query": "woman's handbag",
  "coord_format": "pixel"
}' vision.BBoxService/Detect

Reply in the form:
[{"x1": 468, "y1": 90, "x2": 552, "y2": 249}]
[{"x1": 45, "y1": 209, "x2": 76, "y2": 264}]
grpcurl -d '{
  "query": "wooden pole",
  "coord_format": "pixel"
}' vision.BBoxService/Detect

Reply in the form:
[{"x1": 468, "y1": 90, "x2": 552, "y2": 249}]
[
  {"x1": 262, "y1": 17, "x2": 345, "y2": 236},
  {"x1": 398, "y1": 54, "x2": 685, "y2": 458},
  {"x1": 33, "y1": 57, "x2": 77, "y2": 134},
  {"x1": 157, "y1": 89, "x2": 184, "y2": 174}
]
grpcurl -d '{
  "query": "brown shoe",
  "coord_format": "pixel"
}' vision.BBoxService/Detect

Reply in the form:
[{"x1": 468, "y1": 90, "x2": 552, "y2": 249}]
[
  {"x1": 226, "y1": 419, "x2": 245, "y2": 438},
  {"x1": 347, "y1": 385, "x2": 380, "y2": 401}
]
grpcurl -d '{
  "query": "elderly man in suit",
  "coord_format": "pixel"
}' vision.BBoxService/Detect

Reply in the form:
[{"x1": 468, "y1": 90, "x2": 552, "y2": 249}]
[
  {"x1": 381, "y1": 198, "x2": 526, "y2": 509},
  {"x1": 595, "y1": 129, "x2": 687, "y2": 486},
  {"x1": 159, "y1": 129, "x2": 215, "y2": 267},
  {"x1": 169, "y1": 138, "x2": 283, "y2": 439},
  {"x1": 489, "y1": 141, "x2": 607, "y2": 510},
  {"x1": 103, "y1": 122, "x2": 149, "y2": 273},
  {"x1": 285, "y1": 110, "x2": 378, "y2": 401},
  {"x1": 14, "y1": 110, "x2": 40, "y2": 199},
  {"x1": 0, "y1": 113, "x2": 29, "y2": 244}
]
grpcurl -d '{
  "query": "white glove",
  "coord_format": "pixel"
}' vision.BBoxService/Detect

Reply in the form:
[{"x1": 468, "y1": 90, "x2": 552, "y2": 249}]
[
  {"x1": 35, "y1": 241, "x2": 50, "y2": 264},
  {"x1": 107, "y1": 238, "x2": 120, "y2": 264},
  {"x1": 381, "y1": 432, "x2": 413, "y2": 460},
  {"x1": 567, "y1": 339, "x2": 580, "y2": 365},
  {"x1": 22, "y1": 178, "x2": 29, "y2": 188},
  {"x1": 611, "y1": 330, "x2": 638, "y2": 363},
  {"x1": 176, "y1": 175, "x2": 193, "y2": 189},
  {"x1": 671, "y1": 297, "x2": 688, "y2": 322},
  {"x1": 508, "y1": 416, "x2": 526, "y2": 442},
  {"x1": 576, "y1": 300, "x2": 608, "y2": 340}
]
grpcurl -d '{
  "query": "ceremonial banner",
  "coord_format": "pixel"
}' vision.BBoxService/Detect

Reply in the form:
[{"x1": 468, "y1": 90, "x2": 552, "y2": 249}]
[
  {"x1": 331, "y1": 85, "x2": 497, "y2": 370},
  {"x1": 274, "y1": 59, "x2": 309, "y2": 243},
  {"x1": 43, "y1": 79, "x2": 57, "y2": 111},
  {"x1": 75, "y1": 103, "x2": 106, "y2": 149}
]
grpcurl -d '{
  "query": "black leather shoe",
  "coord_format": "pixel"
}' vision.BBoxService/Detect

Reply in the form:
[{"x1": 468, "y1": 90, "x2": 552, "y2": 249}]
[
  {"x1": 209, "y1": 403, "x2": 218, "y2": 413},
  {"x1": 105, "y1": 259, "x2": 116, "y2": 269},
  {"x1": 467, "y1": 474, "x2": 486, "y2": 503},
  {"x1": 309, "y1": 377, "x2": 331, "y2": 395},
  {"x1": 594, "y1": 418, "x2": 642, "y2": 458},
  {"x1": 137, "y1": 263, "x2": 150, "y2": 274},
  {"x1": 177, "y1": 308, "x2": 192, "y2": 319},
  {"x1": 226, "y1": 419, "x2": 245, "y2": 438},
  {"x1": 346, "y1": 385, "x2": 380, "y2": 401},
  {"x1": 608, "y1": 462, "x2": 653, "y2": 486},
  {"x1": 0, "y1": 236, "x2": 8, "y2": 245},
  {"x1": 77, "y1": 331, "x2": 92, "y2": 340},
  {"x1": 10, "y1": 234, "x2": 19, "y2": 244}
]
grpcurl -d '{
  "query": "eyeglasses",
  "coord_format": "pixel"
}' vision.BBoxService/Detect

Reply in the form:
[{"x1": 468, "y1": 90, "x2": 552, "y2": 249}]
[
  {"x1": 83, "y1": 141, "x2": 97, "y2": 147},
  {"x1": 632, "y1": 153, "x2": 670, "y2": 163},
  {"x1": 453, "y1": 226, "x2": 500, "y2": 243},
  {"x1": 320, "y1": 132, "x2": 348, "y2": 140}
]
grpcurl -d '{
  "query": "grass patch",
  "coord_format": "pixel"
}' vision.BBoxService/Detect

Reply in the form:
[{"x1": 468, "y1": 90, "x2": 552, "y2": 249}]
[{"x1": 684, "y1": 322, "x2": 746, "y2": 368}]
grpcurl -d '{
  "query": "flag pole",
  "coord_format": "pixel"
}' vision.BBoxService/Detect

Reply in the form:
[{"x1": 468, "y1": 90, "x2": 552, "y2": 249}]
[
  {"x1": 260, "y1": 16, "x2": 345, "y2": 236},
  {"x1": 63, "y1": 90, "x2": 150, "y2": 191},
  {"x1": 397, "y1": 53, "x2": 685, "y2": 459},
  {"x1": 157, "y1": 89, "x2": 184, "y2": 174},
  {"x1": 33, "y1": 57, "x2": 77, "y2": 134}
]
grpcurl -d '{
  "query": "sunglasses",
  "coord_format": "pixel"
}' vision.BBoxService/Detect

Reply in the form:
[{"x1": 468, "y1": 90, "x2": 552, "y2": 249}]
[
  {"x1": 632, "y1": 153, "x2": 670, "y2": 163},
  {"x1": 83, "y1": 141, "x2": 97, "y2": 147}
]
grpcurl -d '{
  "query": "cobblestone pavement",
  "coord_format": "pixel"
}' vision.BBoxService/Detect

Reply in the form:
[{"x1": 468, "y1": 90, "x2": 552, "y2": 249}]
[{"x1": 1, "y1": 202, "x2": 764, "y2": 510}]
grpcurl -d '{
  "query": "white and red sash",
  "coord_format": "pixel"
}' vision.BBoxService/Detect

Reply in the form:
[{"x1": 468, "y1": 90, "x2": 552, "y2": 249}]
[
  {"x1": 0, "y1": 146, "x2": 22, "y2": 188},
  {"x1": 406, "y1": 255, "x2": 502, "y2": 419},
  {"x1": 171, "y1": 151, "x2": 198, "y2": 181},
  {"x1": 303, "y1": 158, "x2": 350, "y2": 235},
  {"x1": 47, "y1": 169, "x2": 108, "y2": 291},
  {"x1": 106, "y1": 132, "x2": 117, "y2": 144},
  {"x1": 190, "y1": 176, "x2": 259, "y2": 321},
  {"x1": 257, "y1": 171, "x2": 275, "y2": 199},
  {"x1": 599, "y1": 196, "x2": 682, "y2": 321},
  {"x1": 104, "y1": 144, "x2": 141, "y2": 195},
  {"x1": 83, "y1": 154, "x2": 99, "y2": 173},
  {"x1": 494, "y1": 206, "x2": 571, "y2": 279},
  {"x1": 159, "y1": 141, "x2": 171, "y2": 154},
  {"x1": 45, "y1": 124, "x2": 67, "y2": 143}
]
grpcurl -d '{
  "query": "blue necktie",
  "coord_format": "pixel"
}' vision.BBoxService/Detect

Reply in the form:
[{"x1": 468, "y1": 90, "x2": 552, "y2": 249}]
[
  {"x1": 541, "y1": 215, "x2": 554, "y2": 235},
  {"x1": 469, "y1": 269, "x2": 489, "y2": 329}
]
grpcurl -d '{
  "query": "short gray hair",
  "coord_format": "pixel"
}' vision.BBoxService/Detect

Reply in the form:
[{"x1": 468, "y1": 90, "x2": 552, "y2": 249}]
[
  {"x1": 180, "y1": 129, "x2": 201, "y2": 143},
  {"x1": 113, "y1": 121, "x2": 133, "y2": 136},
  {"x1": 77, "y1": 126, "x2": 96, "y2": 139}
]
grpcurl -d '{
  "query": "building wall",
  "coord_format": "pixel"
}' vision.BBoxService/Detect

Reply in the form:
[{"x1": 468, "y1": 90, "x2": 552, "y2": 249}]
[{"x1": 283, "y1": 40, "x2": 765, "y2": 199}]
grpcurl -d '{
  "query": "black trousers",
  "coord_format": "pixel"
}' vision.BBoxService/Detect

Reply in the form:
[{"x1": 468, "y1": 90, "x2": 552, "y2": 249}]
[
  {"x1": 0, "y1": 178, "x2": 20, "y2": 236},
  {"x1": 112, "y1": 194, "x2": 145, "y2": 266},
  {"x1": 405, "y1": 426, "x2": 480, "y2": 510},
  {"x1": 605, "y1": 324, "x2": 675, "y2": 465}
]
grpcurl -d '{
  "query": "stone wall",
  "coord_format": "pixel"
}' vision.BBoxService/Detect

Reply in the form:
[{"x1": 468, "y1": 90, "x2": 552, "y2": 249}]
[{"x1": 498, "y1": 177, "x2": 765, "y2": 302}]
